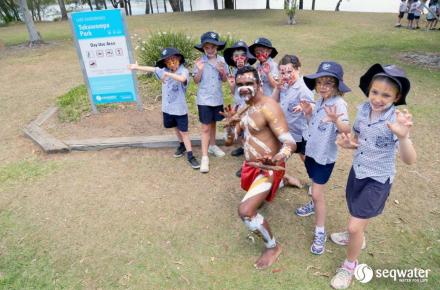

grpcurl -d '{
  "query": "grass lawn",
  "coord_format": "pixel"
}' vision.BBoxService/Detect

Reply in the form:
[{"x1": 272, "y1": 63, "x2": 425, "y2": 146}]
[{"x1": 0, "y1": 9, "x2": 439, "y2": 290}]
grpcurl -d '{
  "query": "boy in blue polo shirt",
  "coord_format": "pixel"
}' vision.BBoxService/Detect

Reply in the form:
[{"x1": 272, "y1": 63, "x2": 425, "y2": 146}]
[
  {"x1": 249, "y1": 37, "x2": 279, "y2": 98},
  {"x1": 295, "y1": 61, "x2": 351, "y2": 255},
  {"x1": 330, "y1": 64, "x2": 416, "y2": 289},
  {"x1": 128, "y1": 47, "x2": 200, "y2": 169},
  {"x1": 193, "y1": 31, "x2": 229, "y2": 173}
]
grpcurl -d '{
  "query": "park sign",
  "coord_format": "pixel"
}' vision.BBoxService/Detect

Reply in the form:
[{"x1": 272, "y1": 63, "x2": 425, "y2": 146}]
[{"x1": 69, "y1": 9, "x2": 142, "y2": 112}]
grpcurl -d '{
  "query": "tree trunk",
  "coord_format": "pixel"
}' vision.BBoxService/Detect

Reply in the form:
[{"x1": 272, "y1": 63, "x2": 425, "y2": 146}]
[
  {"x1": 149, "y1": 0, "x2": 154, "y2": 13},
  {"x1": 189, "y1": 0, "x2": 192, "y2": 11},
  {"x1": 127, "y1": 0, "x2": 132, "y2": 15},
  {"x1": 213, "y1": 0, "x2": 218, "y2": 10},
  {"x1": 225, "y1": 0, "x2": 233, "y2": 9},
  {"x1": 87, "y1": 0, "x2": 93, "y2": 10},
  {"x1": 335, "y1": 0, "x2": 342, "y2": 11},
  {"x1": 57, "y1": 0, "x2": 68, "y2": 19},
  {"x1": 18, "y1": 0, "x2": 42, "y2": 46},
  {"x1": 163, "y1": 0, "x2": 167, "y2": 12},
  {"x1": 299, "y1": 0, "x2": 303, "y2": 9},
  {"x1": 311, "y1": 0, "x2": 315, "y2": 10},
  {"x1": 266, "y1": 0, "x2": 270, "y2": 9},
  {"x1": 95, "y1": 0, "x2": 102, "y2": 10},
  {"x1": 145, "y1": 0, "x2": 150, "y2": 13},
  {"x1": 179, "y1": 0, "x2": 184, "y2": 11},
  {"x1": 102, "y1": 0, "x2": 107, "y2": 9}
]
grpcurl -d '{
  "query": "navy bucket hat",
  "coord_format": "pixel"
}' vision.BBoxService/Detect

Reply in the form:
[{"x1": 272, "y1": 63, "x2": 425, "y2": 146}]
[
  {"x1": 223, "y1": 41, "x2": 256, "y2": 67},
  {"x1": 303, "y1": 61, "x2": 351, "y2": 93},
  {"x1": 359, "y1": 63, "x2": 410, "y2": 106},
  {"x1": 156, "y1": 47, "x2": 185, "y2": 68},
  {"x1": 248, "y1": 37, "x2": 278, "y2": 59},
  {"x1": 194, "y1": 31, "x2": 226, "y2": 52}
]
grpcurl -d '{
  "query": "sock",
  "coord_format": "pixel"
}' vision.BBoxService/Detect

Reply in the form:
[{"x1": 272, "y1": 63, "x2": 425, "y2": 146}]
[
  {"x1": 179, "y1": 142, "x2": 184, "y2": 148},
  {"x1": 315, "y1": 226, "x2": 325, "y2": 234},
  {"x1": 187, "y1": 151, "x2": 193, "y2": 160},
  {"x1": 343, "y1": 259, "x2": 357, "y2": 271}
]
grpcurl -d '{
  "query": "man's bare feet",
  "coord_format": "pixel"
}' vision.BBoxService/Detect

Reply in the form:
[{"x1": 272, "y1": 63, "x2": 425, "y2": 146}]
[
  {"x1": 284, "y1": 175, "x2": 303, "y2": 188},
  {"x1": 254, "y1": 243, "x2": 282, "y2": 270}
]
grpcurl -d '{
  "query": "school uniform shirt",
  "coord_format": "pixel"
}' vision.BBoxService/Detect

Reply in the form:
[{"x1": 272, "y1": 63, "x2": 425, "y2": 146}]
[
  {"x1": 303, "y1": 95, "x2": 349, "y2": 165},
  {"x1": 193, "y1": 54, "x2": 228, "y2": 107},
  {"x1": 414, "y1": 1, "x2": 423, "y2": 16},
  {"x1": 399, "y1": 2, "x2": 407, "y2": 12},
  {"x1": 352, "y1": 102, "x2": 399, "y2": 184},
  {"x1": 256, "y1": 58, "x2": 279, "y2": 97},
  {"x1": 279, "y1": 77, "x2": 314, "y2": 142},
  {"x1": 154, "y1": 65, "x2": 189, "y2": 116},
  {"x1": 409, "y1": 2, "x2": 418, "y2": 14},
  {"x1": 427, "y1": 4, "x2": 437, "y2": 19}
]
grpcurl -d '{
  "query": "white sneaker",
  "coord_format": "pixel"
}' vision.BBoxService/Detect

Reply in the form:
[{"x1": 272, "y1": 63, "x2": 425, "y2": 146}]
[
  {"x1": 208, "y1": 145, "x2": 225, "y2": 157},
  {"x1": 200, "y1": 156, "x2": 209, "y2": 173},
  {"x1": 330, "y1": 231, "x2": 366, "y2": 250},
  {"x1": 330, "y1": 266, "x2": 354, "y2": 289}
]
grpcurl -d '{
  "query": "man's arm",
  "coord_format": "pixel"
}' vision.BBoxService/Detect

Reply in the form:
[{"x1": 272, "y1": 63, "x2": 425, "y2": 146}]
[{"x1": 262, "y1": 101, "x2": 297, "y2": 162}]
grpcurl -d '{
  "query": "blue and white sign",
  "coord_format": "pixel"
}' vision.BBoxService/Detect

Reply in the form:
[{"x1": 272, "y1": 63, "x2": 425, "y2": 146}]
[{"x1": 69, "y1": 10, "x2": 141, "y2": 110}]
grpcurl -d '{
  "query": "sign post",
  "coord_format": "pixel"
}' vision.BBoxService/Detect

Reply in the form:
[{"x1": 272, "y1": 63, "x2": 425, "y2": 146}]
[{"x1": 69, "y1": 9, "x2": 142, "y2": 113}]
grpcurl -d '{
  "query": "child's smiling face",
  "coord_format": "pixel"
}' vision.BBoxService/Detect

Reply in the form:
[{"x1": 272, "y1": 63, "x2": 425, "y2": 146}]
[
  {"x1": 316, "y1": 76, "x2": 338, "y2": 99},
  {"x1": 232, "y1": 50, "x2": 247, "y2": 68},
  {"x1": 202, "y1": 43, "x2": 218, "y2": 59},
  {"x1": 279, "y1": 63, "x2": 300, "y2": 86},
  {"x1": 254, "y1": 46, "x2": 272, "y2": 63},
  {"x1": 164, "y1": 56, "x2": 180, "y2": 72},
  {"x1": 368, "y1": 79, "x2": 400, "y2": 112}
]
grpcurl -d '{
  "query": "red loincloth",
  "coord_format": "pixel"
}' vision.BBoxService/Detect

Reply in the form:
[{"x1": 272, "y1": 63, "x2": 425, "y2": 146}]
[{"x1": 240, "y1": 160, "x2": 286, "y2": 202}]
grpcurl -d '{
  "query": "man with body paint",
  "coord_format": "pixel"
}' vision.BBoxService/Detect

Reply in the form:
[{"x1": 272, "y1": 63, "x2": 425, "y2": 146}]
[{"x1": 225, "y1": 66, "x2": 296, "y2": 270}]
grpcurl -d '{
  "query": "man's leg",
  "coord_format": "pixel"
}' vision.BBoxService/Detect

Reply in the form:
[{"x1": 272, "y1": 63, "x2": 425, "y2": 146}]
[{"x1": 238, "y1": 174, "x2": 282, "y2": 269}]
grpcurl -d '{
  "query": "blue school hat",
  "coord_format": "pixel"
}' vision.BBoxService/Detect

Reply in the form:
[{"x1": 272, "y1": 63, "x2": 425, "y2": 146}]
[
  {"x1": 223, "y1": 41, "x2": 256, "y2": 67},
  {"x1": 303, "y1": 61, "x2": 351, "y2": 93},
  {"x1": 156, "y1": 47, "x2": 185, "y2": 68},
  {"x1": 248, "y1": 37, "x2": 278, "y2": 58},
  {"x1": 359, "y1": 63, "x2": 410, "y2": 106},
  {"x1": 194, "y1": 31, "x2": 226, "y2": 52}
]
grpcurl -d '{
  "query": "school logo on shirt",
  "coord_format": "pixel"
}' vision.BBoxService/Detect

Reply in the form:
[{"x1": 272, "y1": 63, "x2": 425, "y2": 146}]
[{"x1": 375, "y1": 135, "x2": 395, "y2": 148}]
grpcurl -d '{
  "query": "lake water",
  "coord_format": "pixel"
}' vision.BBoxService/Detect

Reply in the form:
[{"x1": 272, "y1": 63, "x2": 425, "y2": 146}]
[{"x1": 42, "y1": 0, "x2": 401, "y2": 21}]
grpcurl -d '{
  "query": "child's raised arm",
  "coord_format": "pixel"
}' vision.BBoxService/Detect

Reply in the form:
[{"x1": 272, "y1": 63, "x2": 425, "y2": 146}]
[
  {"x1": 162, "y1": 71, "x2": 187, "y2": 84},
  {"x1": 128, "y1": 62, "x2": 155, "y2": 73},
  {"x1": 388, "y1": 109, "x2": 417, "y2": 165}
]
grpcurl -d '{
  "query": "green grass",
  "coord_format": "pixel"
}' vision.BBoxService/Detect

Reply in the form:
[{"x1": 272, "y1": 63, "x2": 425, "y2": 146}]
[{"x1": 0, "y1": 159, "x2": 59, "y2": 185}]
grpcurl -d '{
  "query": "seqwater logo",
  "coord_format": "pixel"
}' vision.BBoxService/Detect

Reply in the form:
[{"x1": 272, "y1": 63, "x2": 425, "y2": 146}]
[
  {"x1": 354, "y1": 264, "x2": 374, "y2": 283},
  {"x1": 354, "y1": 263, "x2": 431, "y2": 284}
]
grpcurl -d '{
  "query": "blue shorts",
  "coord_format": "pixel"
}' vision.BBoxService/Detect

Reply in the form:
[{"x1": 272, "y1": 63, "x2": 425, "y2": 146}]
[
  {"x1": 407, "y1": 13, "x2": 415, "y2": 20},
  {"x1": 294, "y1": 138, "x2": 307, "y2": 155},
  {"x1": 346, "y1": 167, "x2": 392, "y2": 219},
  {"x1": 398, "y1": 11, "x2": 405, "y2": 18},
  {"x1": 163, "y1": 112, "x2": 188, "y2": 132},
  {"x1": 198, "y1": 105, "x2": 224, "y2": 124},
  {"x1": 304, "y1": 156, "x2": 335, "y2": 185}
]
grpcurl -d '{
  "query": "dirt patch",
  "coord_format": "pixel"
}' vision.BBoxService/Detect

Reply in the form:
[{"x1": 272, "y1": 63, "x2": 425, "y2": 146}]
[
  {"x1": 44, "y1": 104, "x2": 200, "y2": 140},
  {"x1": 397, "y1": 52, "x2": 440, "y2": 70}
]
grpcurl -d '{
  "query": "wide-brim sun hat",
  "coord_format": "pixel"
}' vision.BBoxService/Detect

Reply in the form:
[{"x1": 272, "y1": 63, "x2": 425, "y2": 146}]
[
  {"x1": 156, "y1": 47, "x2": 185, "y2": 68},
  {"x1": 223, "y1": 40, "x2": 256, "y2": 67},
  {"x1": 248, "y1": 37, "x2": 278, "y2": 59},
  {"x1": 359, "y1": 63, "x2": 410, "y2": 106},
  {"x1": 194, "y1": 31, "x2": 226, "y2": 52},
  {"x1": 303, "y1": 61, "x2": 351, "y2": 93}
]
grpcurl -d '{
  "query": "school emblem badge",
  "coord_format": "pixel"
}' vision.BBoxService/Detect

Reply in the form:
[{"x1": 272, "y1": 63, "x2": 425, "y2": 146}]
[
  {"x1": 255, "y1": 38, "x2": 260, "y2": 44},
  {"x1": 210, "y1": 33, "x2": 217, "y2": 39},
  {"x1": 162, "y1": 49, "x2": 167, "y2": 55},
  {"x1": 322, "y1": 63, "x2": 331, "y2": 70}
]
